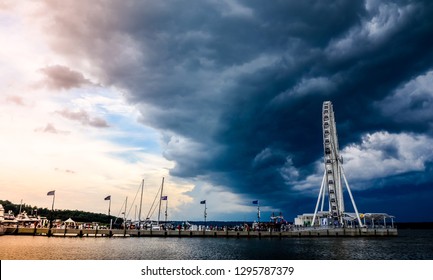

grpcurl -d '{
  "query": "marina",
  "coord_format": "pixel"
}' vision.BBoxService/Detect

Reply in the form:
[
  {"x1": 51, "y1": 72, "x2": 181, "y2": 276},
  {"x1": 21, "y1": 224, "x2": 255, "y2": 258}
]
[{"x1": 0, "y1": 101, "x2": 398, "y2": 240}]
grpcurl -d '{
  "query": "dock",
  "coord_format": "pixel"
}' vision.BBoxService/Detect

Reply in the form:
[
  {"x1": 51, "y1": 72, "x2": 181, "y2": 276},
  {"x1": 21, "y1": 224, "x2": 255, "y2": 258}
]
[{"x1": 5, "y1": 227, "x2": 397, "y2": 238}]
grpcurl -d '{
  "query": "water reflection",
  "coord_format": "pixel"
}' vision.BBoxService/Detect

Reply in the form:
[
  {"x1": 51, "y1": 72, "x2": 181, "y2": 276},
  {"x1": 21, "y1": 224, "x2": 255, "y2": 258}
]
[{"x1": 1, "y1": 229, "x2": 432, "y2": 260}]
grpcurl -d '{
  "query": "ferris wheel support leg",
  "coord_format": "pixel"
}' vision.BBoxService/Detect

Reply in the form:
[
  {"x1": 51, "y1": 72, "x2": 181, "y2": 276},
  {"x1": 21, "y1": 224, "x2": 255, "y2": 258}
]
[
  {"x1": 341, "y1": 166, "x2": 363, "y2": 227},
  {"x1": 312, "y1": 170, "x2": 326, "y2": 227},
  {"x1": 321, "y1": 175, "x2": 326, "y2": 212}
]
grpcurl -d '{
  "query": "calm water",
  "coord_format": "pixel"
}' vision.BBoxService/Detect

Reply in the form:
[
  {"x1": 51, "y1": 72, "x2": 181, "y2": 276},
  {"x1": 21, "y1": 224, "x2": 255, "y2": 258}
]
[{"x1": 1, "y1": 229, "x2": 432, "y2": 260}]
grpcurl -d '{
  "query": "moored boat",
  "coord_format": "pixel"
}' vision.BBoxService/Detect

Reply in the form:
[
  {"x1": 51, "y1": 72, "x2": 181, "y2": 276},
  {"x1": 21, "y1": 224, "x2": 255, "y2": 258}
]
[
  {"x1": 0, "y1": 204, "x2": 47, "y2": 234},
  {"x1": 0, "y1": 204, "x2": 6, "y2": 235}
]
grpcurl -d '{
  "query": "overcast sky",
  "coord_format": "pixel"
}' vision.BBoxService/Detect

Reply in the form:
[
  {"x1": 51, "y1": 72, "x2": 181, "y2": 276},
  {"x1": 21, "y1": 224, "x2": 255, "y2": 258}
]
[{"x1": 1, "y1": 0, "x2": 433, "y2": 222}]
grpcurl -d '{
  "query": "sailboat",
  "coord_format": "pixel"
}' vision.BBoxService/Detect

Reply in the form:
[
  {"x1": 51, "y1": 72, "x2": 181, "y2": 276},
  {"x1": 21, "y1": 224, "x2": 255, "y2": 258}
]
[
  {"x1": 124, "y1": 177, "x2": 167, "y2": 231},
  {"x1": 144, "y1": 177, "x2": 166, "y2": 230}
]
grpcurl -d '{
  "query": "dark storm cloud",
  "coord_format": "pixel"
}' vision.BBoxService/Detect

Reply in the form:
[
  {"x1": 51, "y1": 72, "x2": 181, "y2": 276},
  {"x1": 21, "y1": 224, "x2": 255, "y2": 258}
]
[{"x1": 41, "y1": 0, "x2": 433, "y2": 221}]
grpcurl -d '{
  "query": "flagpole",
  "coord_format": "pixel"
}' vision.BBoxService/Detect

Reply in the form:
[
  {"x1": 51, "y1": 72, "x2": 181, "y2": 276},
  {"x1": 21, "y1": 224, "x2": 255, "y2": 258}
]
[
  {"x1": 158, "y1": 177, "x2": 164, "y2": 225},
  {"x1": 257, "y1": 201, "x2": 260, "y2": 224},
  {"x1": 108, "y1": 198, "x2": 111, "y2": 217},
  {"x1": 204, "y1": 201, "x2": 207, "y2": 228},
  {"x1": 51, "y1": 193, "x2": 55, "y2": 212},
  {"x1": 252, "y1": 200, "x2": 260, "y2": 225},
  {"x1": 50, "y1": 192, "x2": 56, "y2": 230},
  {"x1": 200, "y1": 200, "x2": 207, "y2": 230},
  {"x1": 165, "y1": 199, "x2": 168, "y2": 224},
  {"x1": 105, "y1": 195, "x2": 112, "y2": 230}
]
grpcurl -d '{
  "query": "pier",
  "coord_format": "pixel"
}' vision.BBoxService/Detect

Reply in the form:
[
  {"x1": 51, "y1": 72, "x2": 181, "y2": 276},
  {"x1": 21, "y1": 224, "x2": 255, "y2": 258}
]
[{"x1": 5, "y1": 227, "x2": 397, "y2": 238}]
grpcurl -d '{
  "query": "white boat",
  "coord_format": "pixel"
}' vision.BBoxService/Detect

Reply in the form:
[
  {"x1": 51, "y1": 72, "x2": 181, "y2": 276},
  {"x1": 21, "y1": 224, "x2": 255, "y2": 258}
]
[
  {"x1": 0, "y1": 204, "x2": 7, "y2": 235},
  {"x1": 0, "y1": 204, "x2": 46, "y2": 234}
]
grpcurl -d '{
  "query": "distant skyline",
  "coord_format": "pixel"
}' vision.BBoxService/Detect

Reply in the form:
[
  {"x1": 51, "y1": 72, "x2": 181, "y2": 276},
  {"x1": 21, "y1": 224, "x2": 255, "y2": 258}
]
[{"x1": 1, "y1": 1, "x2": 433, "y2": 222}]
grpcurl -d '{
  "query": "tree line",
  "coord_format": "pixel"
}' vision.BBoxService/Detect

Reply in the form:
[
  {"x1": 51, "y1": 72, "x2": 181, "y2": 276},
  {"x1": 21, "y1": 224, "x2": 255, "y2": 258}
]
[{"x1": 0, "y1": 199, "x2": 121, "y2": 225}]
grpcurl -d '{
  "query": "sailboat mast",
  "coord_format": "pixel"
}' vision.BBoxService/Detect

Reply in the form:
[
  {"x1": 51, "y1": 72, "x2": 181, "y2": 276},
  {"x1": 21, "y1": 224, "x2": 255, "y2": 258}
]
[
  {"x1": 124, "y1": 196, "x2": 128, "y2": 228},
  {"x1": 157, "y1": 177, "x2": 165, "y2": 225},
  {"x1": 138, "y1": 179, "x2": 144, "y2": 229},
  {"x1": 19, "y1": 199, "x2": 23, "y2": 214}
]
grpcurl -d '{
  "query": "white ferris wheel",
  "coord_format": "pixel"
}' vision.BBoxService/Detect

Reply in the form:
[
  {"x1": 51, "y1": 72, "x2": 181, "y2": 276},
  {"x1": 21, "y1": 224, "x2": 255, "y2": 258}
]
[{"x1": 311, "y1": 101, "x2": 363, "y2": 227}]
